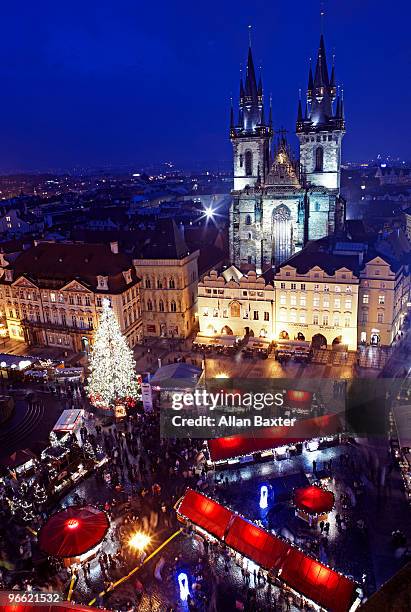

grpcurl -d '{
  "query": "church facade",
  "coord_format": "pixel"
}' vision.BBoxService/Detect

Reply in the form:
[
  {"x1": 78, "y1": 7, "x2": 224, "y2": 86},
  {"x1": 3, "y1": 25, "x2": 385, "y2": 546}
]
[{"x1": 229, "y1": 34, "x2": 346, "y2": 273}]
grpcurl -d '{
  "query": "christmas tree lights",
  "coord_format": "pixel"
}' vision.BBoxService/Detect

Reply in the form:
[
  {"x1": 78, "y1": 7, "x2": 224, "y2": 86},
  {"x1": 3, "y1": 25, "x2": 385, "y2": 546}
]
[{"x1": 87, "y1": 299, "x2": 140, "y2": 410}]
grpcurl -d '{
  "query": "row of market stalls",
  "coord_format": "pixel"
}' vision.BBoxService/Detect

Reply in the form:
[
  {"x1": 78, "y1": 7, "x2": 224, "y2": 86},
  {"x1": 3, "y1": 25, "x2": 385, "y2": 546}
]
[
  {"x1": 0, "y1": 352, "x2": 84, "y2": 384},
  {"x1": 391, "y1": 404, "x2": 411, "y2": 504},
  {"x1": 205, "y1": 413, "x2": 342, "y2": 467},
  {"x1": 193, "y1": 333, "x2": 273, "y2": 357},
  {"x1": 176, "y1": 488, "x2": 360, "y2": 612}
]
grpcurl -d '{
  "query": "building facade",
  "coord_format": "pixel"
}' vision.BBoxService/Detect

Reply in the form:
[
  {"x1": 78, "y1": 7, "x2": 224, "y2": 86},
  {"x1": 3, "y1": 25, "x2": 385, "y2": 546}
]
[
  {"x1": 0, "y1": 241, "x2": 142, "y2": 351},
  {"x1": 229, "y1": 34, "x2": 345, "y2": 272},
  {"x1": 134, "y1": 221, "x2": 199, "y2": 339},
  {"x1": 198, "y1": 238, "x2": 410, "y2": 350}
]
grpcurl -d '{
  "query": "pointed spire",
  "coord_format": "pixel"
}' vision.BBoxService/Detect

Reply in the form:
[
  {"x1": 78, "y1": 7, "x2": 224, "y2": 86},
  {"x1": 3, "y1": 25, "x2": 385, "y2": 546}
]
[
  {"x1": 314, "y1": 34, "x2": 330, "y2": 89},
  {"x1": 297, "y1": 89, "x2": 303, "y2": 123},
  {"x1": 307, "y1": 58, "x2": 314, "y2": 100},
  {"x1": 230, "y1": 97, "x2": 234, "y2": 129},
  {"x1": 269, "y1": 94, "x2": 273, "y2": 127},
  {"x1": 244, "y1": 44, "x2": 258, "y2": 100},
  {"x1": 340, "y1": 87, "x2": 345, "y2": 120},
  {"x1": 257, "y1": 67, "x2": 263, "y2": 100}
]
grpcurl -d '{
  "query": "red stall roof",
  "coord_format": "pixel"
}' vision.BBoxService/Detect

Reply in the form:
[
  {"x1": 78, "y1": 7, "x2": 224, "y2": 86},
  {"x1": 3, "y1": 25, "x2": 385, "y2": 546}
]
[
  {"x1": 293, "y1": 485, "x2": 335, "y2": 515},
  {"x1": 208, "y1": 413, "x2": 343, "y2": 463},
  {"x1": 177, "y1": 488, "x2": 233, "y2": 540},
  {"x1": 280, "y1": 548, "x2": 357, "y2": 612},
  {"x1": 225, "y1": 516, "x2": 291, "y2": 571}
]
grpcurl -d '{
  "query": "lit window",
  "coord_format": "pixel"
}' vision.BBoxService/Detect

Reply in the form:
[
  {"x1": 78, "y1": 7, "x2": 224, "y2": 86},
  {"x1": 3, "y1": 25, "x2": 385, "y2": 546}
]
[
  {"x1": 345, "y1": 299, "x2": 352, "y2": 310},
  {"x1": 290, "y1": 295, "x2": 297, "y2": 306},
  {"x1": 363, "y1": 294, "x2": 369, "y2": 304},
  {"x1": 378, "y1": 295, "x2": 385, "y2": 304},
  {"x1": 334, "y1": 298, "x2": 341, "y2": 309},
  {"x1": 50, "y1": 293, "x2": 56, "y2": 303},
  {"x1": 280, "y1": 294, "x2": 286, "y2": 305}
]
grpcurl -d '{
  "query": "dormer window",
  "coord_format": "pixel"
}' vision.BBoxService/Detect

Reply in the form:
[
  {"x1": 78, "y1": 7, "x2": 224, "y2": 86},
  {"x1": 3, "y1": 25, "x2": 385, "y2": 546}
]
[{"x1": 97, "y1": 275, "x2": 109, "y2": 290}]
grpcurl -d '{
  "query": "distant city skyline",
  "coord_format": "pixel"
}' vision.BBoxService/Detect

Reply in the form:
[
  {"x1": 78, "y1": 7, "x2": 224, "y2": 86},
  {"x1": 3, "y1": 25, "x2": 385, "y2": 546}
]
[{"x1": 0, "y1": 0, "x2": 410, "y2": 172}]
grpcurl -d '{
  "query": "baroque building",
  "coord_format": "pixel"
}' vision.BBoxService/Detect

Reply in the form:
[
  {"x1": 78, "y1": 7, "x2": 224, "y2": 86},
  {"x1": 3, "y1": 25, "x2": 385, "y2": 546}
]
[
  {"x1": 198, "y1": 234, "x2": 410, "y2": 349},
  {"x1": 0, "y1": 241, "x2": 142, "y2": 351},
  {"x1": 229, "y1": 34, "x2": 346, "y2": 272}
]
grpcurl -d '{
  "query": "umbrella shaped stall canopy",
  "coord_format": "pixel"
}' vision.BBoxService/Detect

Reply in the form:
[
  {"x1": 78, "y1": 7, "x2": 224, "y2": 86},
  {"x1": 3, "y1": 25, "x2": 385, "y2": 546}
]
[
  {"x1": 293, "y1": 485, "x2": 334, "y2": 515},
  {"x1": 39, "y1": 506, "x2": 109, "y2": 558}
]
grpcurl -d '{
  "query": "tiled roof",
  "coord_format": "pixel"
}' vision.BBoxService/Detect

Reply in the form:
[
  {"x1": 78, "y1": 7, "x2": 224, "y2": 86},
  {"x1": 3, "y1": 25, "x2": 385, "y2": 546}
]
[{"x1": 0, "y1": 242, "x2": 139, "y2": 293}]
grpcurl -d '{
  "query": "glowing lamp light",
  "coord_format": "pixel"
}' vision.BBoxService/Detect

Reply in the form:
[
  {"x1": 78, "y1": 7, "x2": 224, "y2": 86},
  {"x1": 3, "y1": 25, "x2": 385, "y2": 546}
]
[
  {"x1": 65, "y1": 518, "x2": 80, "y2": 530},
  {"x1": 259, "y1": 485, "x2": 268, "y2": 510},
  {"x1": 178, "y1": 572, "x2": 190, "y2": 601},
  {"x1": 215, "y1": 372, "x2": 229, "y2": 379},
  {"x1": 204, "y1": 207, "x2": 214, "y2": 219},
  {"x1": 128, "y1": 532, "x2": 151, "y2": 551}
]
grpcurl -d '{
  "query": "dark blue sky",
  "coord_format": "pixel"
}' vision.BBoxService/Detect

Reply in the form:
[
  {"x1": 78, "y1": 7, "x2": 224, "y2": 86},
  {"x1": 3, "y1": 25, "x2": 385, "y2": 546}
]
[{"x1": 0, "y1": 0, "x2": 410, "y2": 172}]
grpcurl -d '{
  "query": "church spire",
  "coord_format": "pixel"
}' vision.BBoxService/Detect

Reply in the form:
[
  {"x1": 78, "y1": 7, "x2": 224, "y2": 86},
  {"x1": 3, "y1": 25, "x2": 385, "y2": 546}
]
[
  {"x1": 307, "y1": 58, "x2": 314, "y2": 102},
  {"x1": 297, "y1": 89, "x2": 303, "y2": 124}
]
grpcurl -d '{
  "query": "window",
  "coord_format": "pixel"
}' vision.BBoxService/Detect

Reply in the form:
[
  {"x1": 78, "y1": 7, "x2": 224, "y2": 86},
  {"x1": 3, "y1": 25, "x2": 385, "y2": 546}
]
[
  {"x1": 242, "y1": 291, "x2": 248, "y2": 296},
  {"x1": 145, "y1": 279, "x2": 151, "y2": 289},
  {"x1": 361, "y1": 311, "x2": 368, "y2": 324},
  {"x1": 213, "y1": 308, "x2": 218, "y2": 317},
  {"x1": 314, "y1": 284, "x2": 320, "y2": 291},
  {"x1": 85, "y1": 295, "x2": 90, "y2": 306},
  {"x1": 248, "y1": 232, "x2": 252, "y2": 240},
  {"x1": 299, "y1": 313, "x2": 306, "y2": 323},
  {"x1": 290, "y1": 283, "x2": 296, "y2": 290},
  {"x1": 345, "y1": 299, "x2": 352, "y2": 310},
  {"x1": 313, "y1": 295, "x2": 320, "y2": 307},
  {"x1": 69, "y1": 295, "x2": 74, "y2": 305},
  {"x1": 300, "y1": 295, "x2": 306, "y2": 307},
  {"x1": 280, "y1": 294, "x2": 286, "y2": 305},
  {"x1": 147, "y1": 299, "x2": 153, "y2": 311},
  {"x1": 264, "y1": 312, "x2": 269, "y2": 321},
  {"x1": 169, "y1": 278, "x2": 175, "y2": 289},
  {"x1": 335, "y1": 286, "x2": 341, "y2": 293},
  {"x1": 324, "y1": 285, "x2": 329, "y2": 292},
  {"x1": 96, "y1": 297, "x2": 102, "y2": 307},
  {"x1": 334, "y1": 298, "x2": 341, "y2": 309},
  {"x1": 77, "y1": 295, "x2": 82, "y2": 305},
  {"x1": 345, "y1": 286, "x2": 351, "y2": 292},
  {"x1": 315, "y1": 146, "x2": 324, "y2": 172},
  {"x1": 315, "y1": 202, "x2": 320, "y2": 212},
  {"x1": 363, "y1": 294, "x2": 369, "y2": 304},
  {"x1": 245, "y1": 215, "x2": 252, "y2": 225},
  {"x1": 333, "y1": 316, "x2": 340, "y2": 327},
  {"x1": 72, "y1": 316, "x2": 77, "y2": 328},
  {"x1": 245, "y1": 150, "x2": 253, "y2": 176},
  {"x1": 378, "y1": 295, "x2": 385, "y2": 305},
  {"x1": 253, "y1": 311, "x2": 259, "y2": 321},
  {"x1": 50, "y1": 292, "x2": 56, "y2": 303},
  {"x1": 157, "y1": 279, "x2": 163, "y2": 289},
  {"x1": 170, "y1": 300, "x2": 176, "y2": 312},
  {"x1": 223, "y1": 308, "x2": 228, "y2": 318},
  {"x1": 300, "y1": 283, "x2": 306, "y2": 291},
  {"x1": 280, "y1": 282, "x2": 286, "y2": 289},
  {"x1": 290, "y1": 310, "x2": 297, "y2": 323},
  {"x1": 322, "y1": 314, "x2": 329, "y2": 326},
  {"x1": 88, "y1": 317, "x2": 93, "y2": 328},
  {"x1": 230, "y1": 302, "x2": 240, "y2": 317},
  {"x1": 247, "y1": 256, "x2": 252, "y2": 264},
  {"x1": 344, "y1": 317, "x2": 350, "y2": 327},
  {"x1": 290, "y1": 294, "x2": 297, "y2": 306},
  {"x1": 159, "y1": 300, "x2": 165, "y2": 312},
  {"x1": 323, "y1": 298, "x2": 330, "y2": 308}
]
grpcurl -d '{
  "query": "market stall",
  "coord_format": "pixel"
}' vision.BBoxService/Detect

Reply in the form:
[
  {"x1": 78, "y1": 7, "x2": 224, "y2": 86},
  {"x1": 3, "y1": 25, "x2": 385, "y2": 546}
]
[
  {"x1": 293, "y1": 485, "x2": 335, "y2": 526},
  {"x1": 176, "y1": 489, "x2": 359, "y2": 612},
  {"x1": 193, "y1": 334, "x2": 242, "y2": 354},
  {"x1": 39, "y1": 505, "x2": 109, "y2": 566}
]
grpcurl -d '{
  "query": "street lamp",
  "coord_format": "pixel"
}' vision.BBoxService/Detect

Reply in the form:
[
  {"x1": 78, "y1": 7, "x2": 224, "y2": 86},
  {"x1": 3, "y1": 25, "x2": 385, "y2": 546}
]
[{"x1": 128, "y1": 532, "x2": 151, "y2": 551}]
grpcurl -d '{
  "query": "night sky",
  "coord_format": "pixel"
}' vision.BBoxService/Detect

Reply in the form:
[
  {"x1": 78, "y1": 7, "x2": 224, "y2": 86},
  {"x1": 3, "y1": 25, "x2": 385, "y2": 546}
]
[{"x1": 0, "y1": 0, "x2": 410, "y2": 172}]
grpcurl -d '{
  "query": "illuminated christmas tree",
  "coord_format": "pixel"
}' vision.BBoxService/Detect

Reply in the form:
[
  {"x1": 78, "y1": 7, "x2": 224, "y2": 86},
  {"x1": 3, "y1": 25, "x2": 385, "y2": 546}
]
[
  {"x1": 33, "y1": 482, "x2": 48, "y2": 510},
  {"x1": 87, "y1": 299, "x2": 139, "y2": 410}
]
